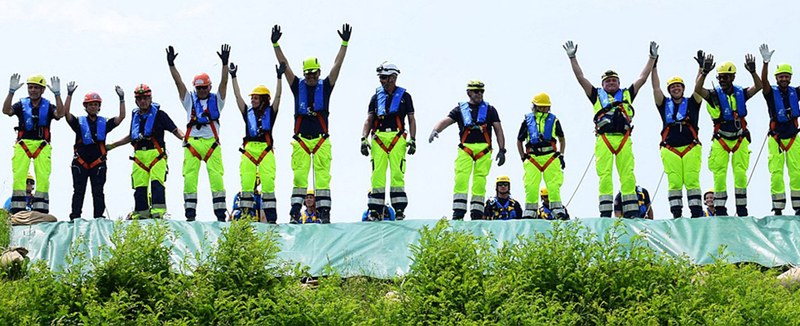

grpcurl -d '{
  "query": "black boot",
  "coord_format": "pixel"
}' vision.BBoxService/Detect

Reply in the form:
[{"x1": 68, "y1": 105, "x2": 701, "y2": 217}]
[
  {"x1": 395, "y1": 209, "x2": 405, "y2": 221},
  {"x1": 470, "y1": 211, "x2": 483, "y2": 220},
  {"x1": 773, "y1": 209, "x2": 783, "y2": 216},
  {"x1": 715, "y1": 206, "x2": 728, "y2": 216},
  {"x1": 452, "y1": 209, "x2": 466, "y2": 220},
  {"x1": 289, "y1": 204, "x2": 301, "y2": 224},
  {"x1": 671, "y1": 208, "x2": 683, "y2": 218},
  {"x1": 319, "y1": 208, "x2": 331, "y2": 224},
  {"x1": 736, "y1": 206, "x2": 748, "y2": 217}
]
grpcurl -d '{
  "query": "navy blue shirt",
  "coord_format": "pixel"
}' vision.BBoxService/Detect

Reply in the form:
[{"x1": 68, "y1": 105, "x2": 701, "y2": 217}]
[
  {"x1": 763, "y1": 86, "x2": 800, "y2": 139},
  {"x1": 131, "y1": 109, "x2": 178, "y2": 150},
  {"x1": 368, "y1": 89, "x2": 415, "y2": 132},
  {"x1": 447, "y1": 103, "x2": 501, "y2": 144},
  {"x1": 290, "y1": 77, "x2": 334, "y2": 138},
  {"x1": 68, "y1": 116, "x2": 120, "y2": 163},
  {"x1": 11, "y1": 100, "x2": 59, "y2": 140},
  {"x1": 656, "y1": 97, "x2": 702, "y2": 147}
]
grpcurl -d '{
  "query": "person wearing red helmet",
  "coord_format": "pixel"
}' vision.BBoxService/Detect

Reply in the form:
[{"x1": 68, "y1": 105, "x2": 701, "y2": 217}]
[
  {"x1": 166, "y1": 44, "x2": 230, "y2": 222},
  {"x1": 63, "y1": 82, "x2": 126, "y2": 220}
]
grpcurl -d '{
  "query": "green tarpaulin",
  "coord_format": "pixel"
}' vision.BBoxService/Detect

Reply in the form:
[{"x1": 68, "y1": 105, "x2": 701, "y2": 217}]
[{"x1": 10, "y1": 216, "x2": 800, "y2": 278}]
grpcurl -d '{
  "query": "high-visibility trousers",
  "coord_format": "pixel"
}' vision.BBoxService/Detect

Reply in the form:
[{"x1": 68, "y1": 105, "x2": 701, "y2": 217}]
[
  {"x1": 11, "y1": 140, "x2": 51, "y2": 213},
  {"x1": 369, "y1": 131, "x2": 408, "y2": 213},
  {"x1": 240, "y1": 141, "x2": 276, "y2": 222},
  {"x1": 523, "y1": 153, "x2": 564, "y2": 218},
  {"x1": 453, "y1": 143, "x2": 492, "y2": 214},
  {"x1": 131, "y1": 148, "x2": 167, "y2": 218},
  {"x1": 595, "y1": 134, "x2": 637, "y2": 217},
  {"x1": 183, "y1": 137, "x2": 226, "y2": 219},
  {"x1": 767, "y1": 136, "x2": 800, "y2": 211},
  {"x1": 290, "y1": 136, "x2": 332, "y2": 210},
  {"x1": 708, "y1": 137, "x2": 750, "y2": 213},
  {"x1": 660, "y1": 144, "x2": 703, "y2": 217}
]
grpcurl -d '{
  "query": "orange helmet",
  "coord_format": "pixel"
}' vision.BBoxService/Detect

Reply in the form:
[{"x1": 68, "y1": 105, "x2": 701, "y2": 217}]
[
  {"x1": 134, "y1": 84, "x2": 152, "y2": 97},
  {"x1": 83, "y1": 92, "x2": 102, "y2": 104},
  {"x1": 192, "y1": 73, "x2": 211, "y2": 87}
]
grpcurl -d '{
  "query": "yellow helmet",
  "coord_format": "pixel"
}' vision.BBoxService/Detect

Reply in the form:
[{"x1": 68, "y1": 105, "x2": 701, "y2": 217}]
[
  {"x1": 775, "y1": 63, "x2": 793, "y2": 76},
  {"x1": 249, "y1": 85, "x2": 271, "y2": 96},
  {"x1": 717, "y1": 61, "x2": 736, "y2": 74},
  {"x1": 703, "y1": 188, "x2": 714, "y2": 197},
  {"x1": 306, "y1": 188, "x2": 315, "y2": 195},
  {"x1": 26, "y1": 74, "x2": 46, "y2": 87},
  {"x1": 302, "y1": 57, "x2": 321, "y2": 73},
  {"x1": 532, "y1": 92, "x2": 551, "y2": 106},
  {"x1": 26, "y1": 173, "x2": 35, "y2": 182},
  {"x1": 496, "y1": 175, "x2": 510, "y2": 184},
  {"x1": 540, "y1": 187, "x2": 549, "y2": 196},
  {"x1": 466, "y1": 80, "x2": 485, "y2": 91},
  {"x1": 666, "y1": 76, "x2": 684, "y2": 88}
]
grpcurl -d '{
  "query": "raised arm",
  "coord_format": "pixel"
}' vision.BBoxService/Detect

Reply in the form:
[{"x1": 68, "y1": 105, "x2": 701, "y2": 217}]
[
  {"x1": 563, "y1": 41, "x2": 594, "y2": 98},
  {"x1": 48, "y1": 76, "x2": 65, "y2": 119},
  {"x1": 64, "y1": 81, "x2": 78, "y2": 122},
  {"x1": 228, "y1": 62, "x2": 247, "y2": 114},
  {"x1": 759, "y1": 44, "x2": 774, "y2": 95},
  {"x1": 273, "y1": 63, "x2": 285, "y2": 113},
  {"x1": 114, "y1": 85, "x2": 126, "y2": 125},
  {"x1": 3, "y1": 74, "x2": 23, "y2": 116},
  {"x1": 166, "y1": 46, "x2": 187, "y2": 100},
  {"x1": 631, "y1": 42, "x2": 659, "y2": 92},
  {"x1": 743, "y1": 53, "x2": 763, "y2": 99},
  {"x1": 651, "y1": 64, "x2": 665, "y2": 105},
  {"x1": 327, "y1": 23, "x2": 351, "y2": 86},
  {"x1": 216, "y1": 44, "x2": 230, "y2": 100},
  {"x1": 271, "y1": 25, "x2": 296, "y2": 85},
  {"x1": 694, "y1": 53, "x2": 715, "y2": 99}
]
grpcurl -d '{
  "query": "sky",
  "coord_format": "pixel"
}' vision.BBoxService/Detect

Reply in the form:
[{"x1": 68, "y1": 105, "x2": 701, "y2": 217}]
[{"x1": 1, "y1": 0, "x2": 798, "y2": 222}]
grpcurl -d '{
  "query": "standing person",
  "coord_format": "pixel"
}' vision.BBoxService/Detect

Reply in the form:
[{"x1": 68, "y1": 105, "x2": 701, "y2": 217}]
[
  {"x1": 516, "y1": 92, "x2": 566, "y2": 219},
  {"x1": 758, "y1": 44, "x2": 800, "y2": 216},
  {"x1": 63, "y1": 82, "x2": 126, "y2": 220},
  {"x1": 694, "y1": 52, "x2": 762, "y2": 216},
  {"x1": 563, "y1": 41, "x2": 658, "y2": 218},
  {"x1": 360, "y1": 61, "x2": 416, "y2": 221},
  {"x1": 228, "y1": 61, "x2": 284, "y2": 224},
  {"x1": 3, "y1": 74, "x2": 64, "y2": 214},
  {"x1": 107, "y1": 84, "x2": 184, "y2": 219},
  {"x1": 166, "y1": 44, "x2": 230, "y2": 222},
  {"x1": 651, "y1": 54, "x2": 705, "y2": 218},
  {"x1": 483, "y1": 176, "x2": 522, "y2": 220},
  {"x1": 271, "y1": 24, "x2": 351, "y2": 224},
  {"x1": 704, "y1": 189, "x2": 716, "y2": 216},
  {"x1": 429, "y1": 80, "x2": 506, "y2": 220}
]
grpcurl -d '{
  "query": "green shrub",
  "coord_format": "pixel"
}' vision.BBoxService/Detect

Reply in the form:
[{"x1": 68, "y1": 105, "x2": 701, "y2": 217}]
[{"x1": 0, "y1": 209, "x2": 9, "y2": 249}]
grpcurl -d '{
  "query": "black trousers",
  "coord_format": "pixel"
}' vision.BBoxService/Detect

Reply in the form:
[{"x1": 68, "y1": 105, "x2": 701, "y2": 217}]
[{"x1": 70, "y1": 161, "x2": 107, "y2": 219}]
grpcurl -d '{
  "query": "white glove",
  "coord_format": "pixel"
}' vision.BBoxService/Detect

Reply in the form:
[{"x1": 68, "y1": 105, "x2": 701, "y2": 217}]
[
  {"x1": 649, "y1": 41, "x2": 659, "y2": 59},
  {"x1": 115, "y1": 85, "x2": 124, "y2": 100},
  {"x1": 48, "y1": 76, "x2": 61, "y2": 96},
  {"x1": 66, "y1": 81, "x2": 78, "y2": 96},
  {"x1": 759, "y1": 44, "x2": 774, "y2": 63},
  {"x1": 8, "y1": 73, "x2": 22, "y2": 93},
  {"x1": 563, "y1": 41, "x2": 577, "y2": 58},
  {"x1": 428, "y1": 130, "x2": 439, "y2": 143}
]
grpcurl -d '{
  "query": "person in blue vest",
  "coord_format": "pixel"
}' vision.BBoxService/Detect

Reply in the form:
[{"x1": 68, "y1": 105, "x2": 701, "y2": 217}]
[
  {"x1": 63, "y1": 82, "x2": 126, "y2": 220},
  {"x1": 484, "y1": 176, "x2": 522, "y2": 220},
  {"x1": 360, "y1": 61, "x2": 417, "y2": 221},
  {"x1": 107, "y1": 84, "x2": 184, "y2": 220},
  {"x1": 300, "y1": 189, "x2": 321, "y2": 224},
  {"x1": 429, "y1": 80, "x2": 506, "y2": 220},
  {"x1": 563, "y1": 41, "x2": 658, "y2": 218},
  {"x1": 703, "y1": 189, "x2": 716, "y2": 217},
  {"x1": 537, "y1": 187, "x2": 570, "y2": 220},
  {"x1": 2, "y1": 174, "x2": 34, "y2": 212},
  {"x1": 758, "y1": 44, "x2": 800, "y2": 216},
  {"x1": 230, "y1": 174, "x2": 265, "y2": 222},
  {"x1": 613, "y1": 185, "x2": 653, "y2": 219},
  {"x1": 3, "y1": 74, "x2": 64, "y2": 214},
  {"x1": 362, "y1": 189, "x2": 397, "y2": 221},
  {"x1": 694, "y1": 52, "x2": 762, "y2": 216},
  {"x1": 272, "y1": 24, "x2": 351, "y2": 224},
  {"x1": 166, "y1": 44, "x2": 230, "y2": 222}
]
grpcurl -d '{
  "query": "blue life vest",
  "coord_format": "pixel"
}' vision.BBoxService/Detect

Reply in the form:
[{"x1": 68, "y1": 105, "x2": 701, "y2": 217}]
[
  {"x1": 130, "y1": 104, "x2": 159, "y2": 140},
  {"x1": 297, "y1": 79, "x2": 325, "y2": 115},
  {"x1": 526, "y1": 112, "x2": 556, "y2": 145},
  {"x1": 491, "y1": 198, "x2": 517, "y2": 220},
  {"x1": 664, "y1": 98, "x2": 689, "y2": 124},
  {"x1": 771, "y1": 86, "x2": 800, "y2": 123},
  {"x1": 538, "y1": 206, "x2": 554, "y2": 220},
  {"x1": 21, "y1": 97, "x2": 50, "y2": 131},
  {"x1": 715, "y1": 86, "x2": 747, "y2": 121},
  {"x1": 459, "y1": 101, "x2": 488, "y2": 127},
  {"x1": 191, "y1": 92, "x2": 220, "y2": 124},
  {"x1": 376, "y1": 86, "x2": 406, "y2": 116},
  {"x1": 636, "y1": 186, "x2": 648, "y2": 217},
  {"x1": 597, "y1": 88, "x2": 624, "y2": 109},
  {"x1": 246, "y1": 106, "x2": 272, "y2": 137},
  {"x1": 78, "y1": 116, "x2": 107, "y2": 144}
]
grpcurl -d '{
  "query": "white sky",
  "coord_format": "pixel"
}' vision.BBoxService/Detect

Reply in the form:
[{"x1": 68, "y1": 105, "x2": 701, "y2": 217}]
[{"x1": 1, "y1": 0, "x2": 798, "y2": 222}]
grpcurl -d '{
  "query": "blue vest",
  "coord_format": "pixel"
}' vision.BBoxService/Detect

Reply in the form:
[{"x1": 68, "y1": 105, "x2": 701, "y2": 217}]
[
  {"x1": 538, "y1": 206, "x2": 554, "y2": 220},
  {"x1": 297, "y1": 79, "x2": 325, "y2": 115},
  {"x1": 597, "y1": 88, "x2": 624, "y2": 109},
  {"x1": 130, "y1": 104, "x2": 159, "y2": 140},
  {"x1": 459, "y1": 101, "x2": 488, "y2": 127},
  {"x1": 21, "y1": 98, "x2": 50, "y2": 131},
  {"x1": 78, "y1": 116, "x2": 107, "y2": 144},
  {"x1": 376, "y1": 86, "x2": 406, "y2": 116},
  {"x1": 664, "y1": 98, "x2": 689, "y2": 124},
  {"x1": 191, "y1": 92, "x2": 220, "y2": 124},
  {"x1": 492, "y1": 198, "x2": 517, "y2": 220},
  {"x1": 715, "y1": 86, "x2": 747, "y2": 121},
  {"x1": 636, "y1": 186, "x2": 648, "y2": 218},
  {"x1": 246, "y1": 107, "x2": 272, "y2": 137},
  {"x1": 525, "y1": 112, "x2": 556, "y2": 145},
  {"x1": 771, "y1": 86, "x2": 800, "y2": 123}
]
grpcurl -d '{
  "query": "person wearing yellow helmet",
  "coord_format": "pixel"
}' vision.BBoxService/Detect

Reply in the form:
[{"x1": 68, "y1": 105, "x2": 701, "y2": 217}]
[
  {"x1": 300, "y1": 189, "x2": 320, "y2": 224},
  {"x1": 229, "y1": 60, "x2": 285, "y2": 224},
  {"x1": 516, "y1": 92, "x2": 567, "y2": 219},
  {"x1": 703, "y1": 189, "x2": 715, "y2": 217},
  {"x1": 694, "y1": 51, "x2": 762, "y2": 216},
  {"x1": 758, "y1": 44, "x2": 800, "y2": 216},
  {"x1": 165, "y1": 44, "x2": 231, "y2": 222},
  {"x1": 271, "y1": 23, "x2": 352, "y2": 224},
  {"x1": 650, "y1": 53, "x2": 706, "y2": 218},
  {"x1": 63, "y1": 81, "x2": 127, "y2": 220},
  {"x1": 3, "y1": 174, "x2": 35, "y2": 212},
  {"x1": 429, "y1": 80, "x2": 507, "y2": 220},
  {"x1": 361, "y1": 61, "x2": 417, "y2": 221},
  {"x1": 483, "y1": 176, "x2": 522, "y2": 220},
  {"x1": 3, "y1": 73, "x2": 65, "y2": 214},
  {"x1": 229, "y1": 173, "x2": 266, "y2": 222},
  {"x1": 563, "y1": 40, "x2": 658, "y2": 218}
]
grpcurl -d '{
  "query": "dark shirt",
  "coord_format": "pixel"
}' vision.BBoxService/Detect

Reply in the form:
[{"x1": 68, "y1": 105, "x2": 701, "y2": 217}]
[
  {"x1": 367, "y1": 88, "x2": 415, "y2": 132},
  {"x1": 656, "y1": 97, "x2": 702, "y2": 147},
  {"x1": 130, "y1": 109, "x2": 178, "y2": 150},
  {"x1": 241, "y1": 107, "x2": 278, "y2": 143},
  {"x1": 446, "y1": 103, "x2": 501, "y2": 144},
  {"x1": 290, "y1": 77, "x2": 334, "y2": 138},
  {"x1": 11, "y1": 100, "x2": 59, "y2": 140},
  {"x1": 484, "y1": 196, "x2": 523, "y2": 220},
  {"x1": 68, "y1": 116, "x2": 120, "y2": 163},
  {"x1": 763, "y1": 86, "x2": 800, "y2": 139}
]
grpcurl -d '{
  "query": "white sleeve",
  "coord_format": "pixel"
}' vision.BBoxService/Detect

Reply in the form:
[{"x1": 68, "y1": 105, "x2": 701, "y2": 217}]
[
  {"x1": 216, "y1": 93, "x2": 225, "y2": 111},
  {"x1": 181, "y1": 92, "x2": 193, "y2": 117}
]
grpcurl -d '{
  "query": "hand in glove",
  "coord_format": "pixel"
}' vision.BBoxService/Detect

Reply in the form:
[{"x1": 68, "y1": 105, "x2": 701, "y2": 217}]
[
  {"x1": 745, "y1": 53, "x2": 757, "y2": 73},
  {"x1": 428, "y1": 130, "x2": 439, "y2": 143},
  {"x1": 115, "y1": 85, "x2": 124, "y2": 100},
  {"x1": 66, "y1": 81, "x2": 78, "y2": 96},
  {"x1": 217, "y1": 44, "x2": 231, "y2": 65},
  {"x1": 166, "y1": 46, "x2": 178, "y2": 66},
  {"x1": 693, "y1": 50, "x2": 706, "y2": 68},
  {"x1": 702, "y1": 54, "x2": 716, "y2": 74},
  {"x1": 759, "y1": 44, "x2": 774, "y2": 63},
  {"x1": 496, "y1": 148, "x2": 506, "y2": 167},
  {"x1": 48, "y1": 76, "x2": 61, "y2": 96},
  {"x1": 338, "y1": 23, "x2": 352, "y2": 42},
  {"x1": 360, "y1": 137, "x2": 369, "y2": 156},
  {"x1": 563, "y1": 41, "x2": 578, "y2": 58},
  {"x1": 559, "y1": 155, "x2": 566, "y2": 169},
  {"x1": 229, "y1": 62, "x2": 238, "y2": 78},
  {"x1": 276, "y1": 62, "x2": 286, "y2": 79},
  {"x1": 407, "y1": 138, "x2": 416, "y2": 155},
  {"x1": 271, "y1": 25, "x2": 282, "y2": 44},
  {"x1": 649, "y1": 41, "x2": 659, "y2": 59},
  {"x1": 8, "y1": 73, "x2": 22, "y2": 93}
]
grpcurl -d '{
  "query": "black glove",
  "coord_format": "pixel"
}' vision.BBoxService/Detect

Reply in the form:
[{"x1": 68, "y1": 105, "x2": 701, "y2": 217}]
[
  {"x1": 360, "y1": 137, "x2": 369, "y2": 156},
  {"x1": 276, "y1": 62, "x2": 286, "y2": 79},
  {"x1": 744, "y1": 53, "x2": 756, "y2": 73},
  {"x1": 496, "y1": 148, "x2": 506, "y2": 167},
  {"x1": 217, "y1": 44, "x2": 231, "y2": 65},
  {"x1": 166, "y1": 45, "x2": 178, "y2": 66},
  {"x1": 521, "y1": 154, "x2": 530, "y2": 162},
  {"x1": 694, "y1": 50, "x2": 705, "y2": 68},
  {"x1": 338, "y1": 23, "x2": 352, "y2": 42},
  {"x1": 407, "y1": 138, "x2": 416, "y2": 155},
  {"x1": 228, "y1": 62, "x2": 237, "y2": 78},
  {"x1": 702, "y1": 54, "x2": 716, "y2": 74},
  {"x1": 559, "y1": 155, "x2": 565, "y2": 169},
  {"x1": 271, "y1": 25, "x2": 282, "y2": 44}
]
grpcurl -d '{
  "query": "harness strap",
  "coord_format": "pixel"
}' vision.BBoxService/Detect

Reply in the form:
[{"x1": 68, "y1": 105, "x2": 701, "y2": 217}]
[
  {"x1": 132, "y1": 139, "x2": 165, "y2": 173},
  {"x1": 294, "y1": 134, "x2": 328, "y2": 155},
  {"x1": 716, "y1": 136, "x2": 744, "y2": 153},
  {"x1": 18, "y1": 140, "x2": 47, "y2": 159},
  {"x1": 599, "y1": 129, "x2": 631, "y2": 155},
  {"x1": 527, "y1": 154, "x2": 557, "y2": 172},
  {"x1": 239, "y1": 135, "x2": 273, "y2": 165},
  {"x1": 75, "y1": 143, "x2": 107, "y2": 169}
]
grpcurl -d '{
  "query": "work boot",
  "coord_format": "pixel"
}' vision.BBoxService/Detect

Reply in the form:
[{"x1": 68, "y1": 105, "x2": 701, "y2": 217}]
[
  {"x1": 773, "y1": 209, "x2": 783, "y2": 216},
  {"x1": 689, "y1": 206, "x2": 703, "y2": 218},
  {"x1": 289, "y1": 205, "x2": 301, "y2": 224},
  {"x1": 736, "y1": 206, "x2": 748, "y2": 217},
  {"x1": 452, "y1": 210, "x2": 466, "y2": 220},
  {"x1": 395, "y1": 209, "x2": 405, "y2": 221},
  {"x1": 470, "y1": 211, "x2": 483, "y2": 220},
  {"x1": 671, "y1": 208, "x2": 682, "y2": 218},
  {"x1": 715, "y1": 206, "x2": 728, "y2": 216},
  {"x1": 795, "y1": 209, "x2": 800, "y2": 216},
  {"x1": 367, "y1": 210, "x2": 381, "y2": 221},
  {"x1": 319, "y1": 208, "x2": 331, "y2": 224},
  {"x1": 623, "y1": 210, "x2": 638, "y2": 219},
  {"x1": 600, "y1": 211, "x2": 612, "y2": 218}
]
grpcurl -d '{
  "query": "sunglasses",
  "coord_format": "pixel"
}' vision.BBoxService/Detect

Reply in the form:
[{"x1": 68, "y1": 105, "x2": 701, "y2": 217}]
[
  {"x1": 497, "y1": 182, "x2": 510, "y2": 187},
  {"x1": 470, "y1": 89, "x2": 485, "y2": 93},
  {"x1": 195, "y1": 86, "x2": 209, "y2": 90},
  {"x1": 379, "y1": 75, "x2": 390, "y2": 80},
  {"x1": 304, "y1": 70, "x2": 319, "y2": 75}
]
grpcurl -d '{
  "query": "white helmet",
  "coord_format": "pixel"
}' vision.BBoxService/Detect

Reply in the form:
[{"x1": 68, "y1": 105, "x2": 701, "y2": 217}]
[{"x1": 376, "y1": 61, "x2": 400, "y2": 76}]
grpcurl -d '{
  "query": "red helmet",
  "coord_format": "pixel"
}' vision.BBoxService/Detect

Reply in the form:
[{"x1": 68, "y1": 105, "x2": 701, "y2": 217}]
[
  {"x1": 134, "y1": 84, "x2": 152, "y2": 97},
  {"x1": 83, "y1": 92, "x2": 102, "y2": 104},
  {"x1": 192, "y1": 73, "x2": 211, "y2": 87}
]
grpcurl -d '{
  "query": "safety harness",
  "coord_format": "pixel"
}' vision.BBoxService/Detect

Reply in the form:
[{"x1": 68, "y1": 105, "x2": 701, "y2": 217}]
[
  {"x1": 489, "y1": 197, "x2": 517, "y2": 220},
  {"x1": 240, "y1": 106, "x2": 273, "y2": 165},
  {"x1": 711, "y1": 86, "x2": 748, "y2": 153},
  {"x1": 525, "y1": 112, "x2": 559, "y2": 172},
  {"x1": 660, "y1": 97, "x2": 700, "y2": 158},
  {"x1": 371, "y1": 86, "x2": 407, "y2": 153},
  {"x1": 768, "y1": 86, "x2": 800, "y2": 152},
  {"x1": 294, "y1": 79, "x2": 328, "y2": 155},
  {"x1": 75, "y1": 116, "x2": 108, "y2": 169},
  {"x1": 130, "y1": 105, "x2": 165, "y2": 173},
  {"x1": 594, "y1": 89, "x2": 633, "y2": 155},
  {"x1": 17, "y1": 98, "x2": 51, "y2": 159},
  {"x1": 458, "y1": 101, "x2": 492, "y2": 160},
  {"x1": 184, "y1": 92, "x2": 220, "y2": 162}
]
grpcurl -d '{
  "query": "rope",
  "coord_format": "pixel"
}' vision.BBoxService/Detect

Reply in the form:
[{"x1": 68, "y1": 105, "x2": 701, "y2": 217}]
[
  {"x1": 747, "y1": 134, "x2": 769, "y2": 187},
  {"x1": 645, "y1": 171, "x2": 666, "y2": 217},
  {"x1": 566, "y1": 153, "x2": 595, "y2": 207}
]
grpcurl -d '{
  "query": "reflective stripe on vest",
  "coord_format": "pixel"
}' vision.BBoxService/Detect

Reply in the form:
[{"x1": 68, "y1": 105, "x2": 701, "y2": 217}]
[
  {"x1": 459, "y1": 101, "x2": 488, "y2": 127},
  {"x1": 376, "y1": 86, "x2": 405, "y2": 116},
  {"x1": 772, "y1": 86, "x2": 800, "y2": 123},
  {"x1": 526, "y1": 112, "x2": 556, "y2": 145},
  {"x1": 246, "y1": 106, "x2": 272, "y2": 137},
  {"x1": 78, "y1": 116, "x2": 107, "y2": 144},
  {"x1": 191, "y1": 92, "x2": 220, "y2": 124},
  {"x1": 297, "y1": 79, "x2": 325, "y2": 115},
  {"x1": 21, "y1": 98, "x2": 50, "y2": 131},
  {"x1": 131, "y1": 104, "x2": 159, "y2": 140},
  {"x1": 715, "y1": 86, "x2": 747, "y2": 121},
  {"x1": 594, "y1": 88, "x2": 633, "y2": 115},
  {"x1": 664, "y1": 98, "x2": 689, "y2": 124}
]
